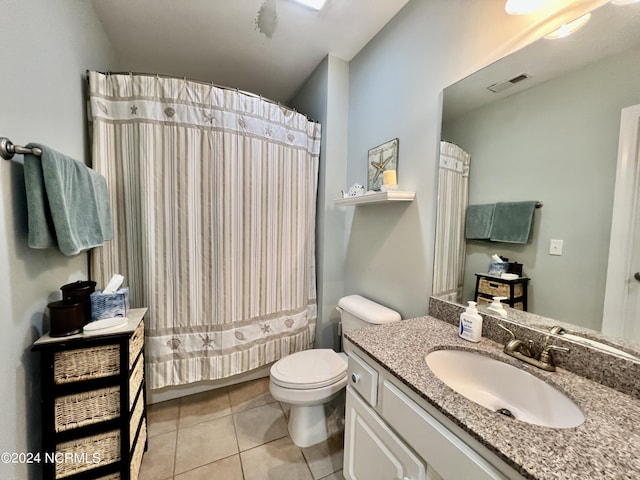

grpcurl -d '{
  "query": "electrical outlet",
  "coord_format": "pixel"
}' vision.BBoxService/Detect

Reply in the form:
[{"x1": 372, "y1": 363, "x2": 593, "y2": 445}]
[{"x1": 549, "y1": 239, "x2": 563, "y2": 256}]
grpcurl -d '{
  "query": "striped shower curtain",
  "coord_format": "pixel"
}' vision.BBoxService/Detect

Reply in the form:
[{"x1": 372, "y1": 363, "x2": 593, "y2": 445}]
[
  {"x1": 433, "y1": 141, "x2": 471, "y2": 303},
  {"x1": 88, "y1": 72, "x2": 320, "y2": 389}
]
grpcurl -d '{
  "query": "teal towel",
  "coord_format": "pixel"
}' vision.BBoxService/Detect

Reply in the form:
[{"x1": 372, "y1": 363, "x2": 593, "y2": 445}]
[
  {"x1": 23, "y1": 144, "x2": 113, "y2": 256},
  {"x1": 489, "y1": 201, "x2": 536, "y2": 244},
  {"x1": 465, "y1": 204, "x2": 495, "y2": 240},
  {"x1": 23, "y1": 150, "x2": 57, "y2": 249}
]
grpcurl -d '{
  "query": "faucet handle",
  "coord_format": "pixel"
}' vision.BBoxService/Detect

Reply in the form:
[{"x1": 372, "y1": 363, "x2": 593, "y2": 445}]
[
  {"x1": 539, "y1": 344, "x2": 570, "y2": 369},
  {"x1": 498, "y1": 323, "x2": 516, "y2": 339},
  {"x1": 542, "y1": 344, "x2": 570, "y2": 354},
  {"x1": 549, "y1": 326, "x2": 567, "y2": 335}
]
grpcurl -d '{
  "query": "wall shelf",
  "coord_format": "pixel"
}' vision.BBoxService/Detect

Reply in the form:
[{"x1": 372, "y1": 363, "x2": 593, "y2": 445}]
[{"x1": 334, "y1": 191, "x2": 415, "y2": 206}]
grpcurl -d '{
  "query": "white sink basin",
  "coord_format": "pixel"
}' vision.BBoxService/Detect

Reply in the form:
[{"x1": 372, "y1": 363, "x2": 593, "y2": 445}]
[{"x1": 426, "y1": 349, "x2": 584, "y2": 428}]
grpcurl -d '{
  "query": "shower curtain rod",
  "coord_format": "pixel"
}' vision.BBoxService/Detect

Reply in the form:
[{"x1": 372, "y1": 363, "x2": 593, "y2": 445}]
[
  {"x1": 86, "y1": 70, "x2": 312, "y2": 121},
  {"x1": 0, "y1": 137, "x2": 41, "y2": 160}
]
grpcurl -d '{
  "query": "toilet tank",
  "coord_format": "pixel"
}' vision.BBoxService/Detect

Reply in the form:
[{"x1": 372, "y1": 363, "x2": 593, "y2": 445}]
[{"x1": 337, "y1": 295, "x2": 401, "y2": 334}]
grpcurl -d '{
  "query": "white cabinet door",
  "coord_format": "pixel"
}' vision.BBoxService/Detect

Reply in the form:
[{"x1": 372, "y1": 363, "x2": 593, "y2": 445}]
[
  {"x1": 344, "y1": 386, "x2": 426, "y2": 480},
  {"x1": 381, "y1": 381, "x2": 508, "y2": 480}
]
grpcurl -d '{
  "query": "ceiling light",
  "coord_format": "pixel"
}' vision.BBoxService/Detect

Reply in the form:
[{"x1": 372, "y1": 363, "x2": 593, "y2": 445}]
[
  {"x1": 544, "y1": 13, "x2": 591, "y2": 39},
  {"x1": 292, "y1": 0, "x2": 328, "y2": 10},
  {"x1": 504, "y1": 0, "x2": 547, "y2": 15},
  {"x1": 611, "y1": 0, "x2": 640, "y2": 4}
]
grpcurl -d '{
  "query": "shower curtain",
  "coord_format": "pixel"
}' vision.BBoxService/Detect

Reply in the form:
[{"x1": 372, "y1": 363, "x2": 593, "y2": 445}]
[
  {"x1": 88, "y1": 72, "x2": 320, "y2": 389},
  {"x1": 433, "y1": 141, "x2": 470, "y2": 303}
]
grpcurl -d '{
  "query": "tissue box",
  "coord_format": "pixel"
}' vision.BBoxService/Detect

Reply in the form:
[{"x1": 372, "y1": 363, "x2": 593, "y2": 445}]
[
  {"x1": 488, "y1": 261, "x2": 509, "y2": 275},
  {"x1": 90, "y1": 287, "x2": 129, "y2": 321}
]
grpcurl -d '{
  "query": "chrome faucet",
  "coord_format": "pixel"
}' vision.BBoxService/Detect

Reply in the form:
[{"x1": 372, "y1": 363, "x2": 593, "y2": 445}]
[
  {"x1": 549, "y1": 325, "x2": 567, "y2": 335},
  {"x1": 498, "y1": 324, "x2": 569, "y2": 372}
]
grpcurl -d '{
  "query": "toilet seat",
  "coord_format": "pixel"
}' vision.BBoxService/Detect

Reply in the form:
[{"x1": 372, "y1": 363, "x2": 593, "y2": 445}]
[{"x1": 270, "y1": 349, "x2": 347, "y2": 390}]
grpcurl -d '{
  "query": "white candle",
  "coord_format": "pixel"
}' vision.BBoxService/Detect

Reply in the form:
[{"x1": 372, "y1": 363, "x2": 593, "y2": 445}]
[{"x1": 383, "y1": 169, "x2": 397, "y2": 186}]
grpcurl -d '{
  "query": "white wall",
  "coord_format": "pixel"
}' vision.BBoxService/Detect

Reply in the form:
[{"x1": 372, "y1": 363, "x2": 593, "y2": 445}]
[
  {"x1": 290, "y1": 55, "x2": 350, "y2": 350},
  {"x1": 343, "y1": 0, "x2": 605, "y2": 319},
  {"x1": 0, "y1": 1, "x2": 117, "y2": 478},
  {"x1": 444, "y1": 48, "x2": 640, "y2": 331}
]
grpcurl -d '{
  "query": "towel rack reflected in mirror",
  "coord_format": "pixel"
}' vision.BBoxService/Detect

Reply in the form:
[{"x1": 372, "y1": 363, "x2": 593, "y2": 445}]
[{"x1": 0, "y1": 137, "x2": 42, "y2": 160}]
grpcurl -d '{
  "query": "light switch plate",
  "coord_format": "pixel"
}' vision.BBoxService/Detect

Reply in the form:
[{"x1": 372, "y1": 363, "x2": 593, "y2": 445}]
[{"x1": 549, "y1": 239, "x2": 563, "y2": 255}]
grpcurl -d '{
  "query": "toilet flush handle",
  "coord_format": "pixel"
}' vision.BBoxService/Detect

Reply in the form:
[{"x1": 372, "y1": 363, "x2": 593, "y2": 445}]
[{"x1": 351, "y1": 373, "x2": 360, "y2": 384}]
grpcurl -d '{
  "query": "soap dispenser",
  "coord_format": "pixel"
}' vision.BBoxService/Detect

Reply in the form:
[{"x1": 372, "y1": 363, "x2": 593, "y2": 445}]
[
  {"x1": 459, "y1": 301, "x2": 483, "y2": 342},
  {"x1": 487, "y1": 297, "x2": 508, "y2": 318}
]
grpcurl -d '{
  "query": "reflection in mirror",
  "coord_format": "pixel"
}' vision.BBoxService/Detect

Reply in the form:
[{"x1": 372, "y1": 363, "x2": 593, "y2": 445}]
[{"x1": 435, "y1": 1, "x2": 640, "y2": 357}]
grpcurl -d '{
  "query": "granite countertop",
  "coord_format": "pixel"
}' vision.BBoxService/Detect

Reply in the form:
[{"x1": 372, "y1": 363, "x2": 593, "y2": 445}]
[{"x1": 344, "y1": 316, "x2": 640, "y2": 480}]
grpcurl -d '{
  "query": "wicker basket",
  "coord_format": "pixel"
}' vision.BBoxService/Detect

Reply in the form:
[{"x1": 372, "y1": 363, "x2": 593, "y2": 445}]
[
  {"x1": 478, "y1": 278, "x2": 523, "y2": 298},
  {"x1": 55, "y1": 429, "x2": 120, "y2": 478},
  {"x1": 477, "y1": 296, "x2": 524, "y2": 310},
  {"x1": 130, "y1": 354, "x2": 144, "y2": 409},
  {"x1": 129, "y1": 321, "x2": 144, "y2": 370},
  {"x1": 55, "y1": 421, "x2": 147, "y2": 480},
  {"x1": 54, "y1": 357, "x2": 144, "y2": 432},
  {"x1": 54, "y1": 344, "x2": 120, "y2": 385},
  {"x1": 54, "y1": 387, "x2": 120, "y2": 433},
  {"x1": 54, "y1": 355, "x2": 144, "y2": 433},
  {"x1": 130, "y1": 396, "x2": 145, "y2": 449},
  {"x1": 130, "y1": 420, "x2": 147, "y2": 480},
  {"x1": 53, "y1": 321, "x2": 144, "y2": 385}
]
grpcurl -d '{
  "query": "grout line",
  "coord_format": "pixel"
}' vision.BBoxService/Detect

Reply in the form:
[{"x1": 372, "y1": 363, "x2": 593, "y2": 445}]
[
  {"x1": 171, "y1": 397, "x2": 182, "y2": 479},
  {"x1": 229, "y1": 395, "x2": 246, "y2": 478}
]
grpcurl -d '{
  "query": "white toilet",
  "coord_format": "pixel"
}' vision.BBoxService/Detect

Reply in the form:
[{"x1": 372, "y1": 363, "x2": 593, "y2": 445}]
[{"x1": 269, "y1": 294, "x2": 401, "y2": 447}]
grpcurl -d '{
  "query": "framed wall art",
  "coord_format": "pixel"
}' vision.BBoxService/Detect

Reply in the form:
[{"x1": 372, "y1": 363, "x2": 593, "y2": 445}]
[{"x1": 367, "y1": 138, "x2": 399, "y2": 191}]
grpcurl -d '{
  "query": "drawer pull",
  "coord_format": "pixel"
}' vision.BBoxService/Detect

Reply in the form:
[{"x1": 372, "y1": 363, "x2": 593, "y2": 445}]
[{"x1": 351, "y1": 373, "x2": 361, "y2": 384}]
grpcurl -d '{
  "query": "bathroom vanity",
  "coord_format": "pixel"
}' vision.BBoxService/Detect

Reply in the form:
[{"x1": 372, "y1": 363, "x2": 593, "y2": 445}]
[
  {"x1": 344, "y1": 343, "x2": 521, "y2": 479},
  {"x1": 343, "y1": 315, "x2": 640, "y2": 480}
]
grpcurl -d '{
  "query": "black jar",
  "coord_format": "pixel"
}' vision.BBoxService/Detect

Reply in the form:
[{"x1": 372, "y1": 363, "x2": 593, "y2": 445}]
[
  {"x1": 48, "y1": 300, "x2": 84, "y2": 337},
  {"x1": 60, "y1": 280, "x2": 97, "y2": 325}
]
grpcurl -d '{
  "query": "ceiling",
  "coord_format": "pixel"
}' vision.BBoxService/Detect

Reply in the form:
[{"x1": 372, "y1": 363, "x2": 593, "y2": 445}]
[
  {"x1": 91, "y1": 0, "x2": 410, "y2": 103},
  {"x1": 443, "y1": 1, "x2": 640, "y2": 121}
]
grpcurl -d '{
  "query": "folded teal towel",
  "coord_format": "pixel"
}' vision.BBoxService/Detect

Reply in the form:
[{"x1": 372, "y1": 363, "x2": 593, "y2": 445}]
[
  {"x1": 465, "y1": 204, "x2": 495, "y2": 240},
  {"x1": 489, "y1": 201, "x2": 536, "y2": 244},
  {"x1": 23, "y1": 144, "x2": 112, "y2": 256}
]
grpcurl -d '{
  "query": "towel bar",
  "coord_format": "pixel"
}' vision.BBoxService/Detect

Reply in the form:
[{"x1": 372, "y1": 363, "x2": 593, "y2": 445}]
[{"x1": 0, "y1": 137, "x2": 42, "y2": 160}]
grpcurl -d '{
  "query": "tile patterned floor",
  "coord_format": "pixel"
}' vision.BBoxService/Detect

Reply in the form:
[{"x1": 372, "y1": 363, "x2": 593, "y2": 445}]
[{"x1": 140, "y1": 377, "x2": 345, "y2": 480}]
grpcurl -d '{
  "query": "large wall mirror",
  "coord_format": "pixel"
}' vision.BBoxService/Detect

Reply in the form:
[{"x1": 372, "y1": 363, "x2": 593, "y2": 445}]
[{"x1": 436, "y1": 1, "x2": 640, "y2": 357}]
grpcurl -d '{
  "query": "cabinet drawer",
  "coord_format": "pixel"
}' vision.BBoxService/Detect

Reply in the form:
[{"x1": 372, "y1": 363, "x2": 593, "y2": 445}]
[
  {"x1": 130, "y1": 394, "x2": 145, "y2": 449},
  {"x1": 91, "y1": 420, "x2": 146, "y2": 480},
  {"x1": 129, "y1": 320, "x2": 145, "y2": 370},
  {"x1": 381, "y1": 380, "x2": 507, "y2": 480},
  {"x1": 478, "y1": 278, "x2": 523, "y2": 298},
  {"x1": 53, "y1": 353, "x2": 144, "y2": 433},
  {"x1": 53, "y1": 320, "x2": 144, "y2": 385},
  {"x1": 130, "y1": 353, "x2": 144, "y2": 410},
  {"x1": 54, "y1": 386, "x2": 120, "y2": 433},
  {"x1": 130, "y1": 419, "x2": 147, "y2": 480},
  {"x1": 54, "y1": 344, "x2": 121, "y2": 384},
  {"x1": 55, "y1": 429, "x2": 121, "y2": 479},
  {"x1": 347, "y1": 352, "x2": 378, "y2": 407}
]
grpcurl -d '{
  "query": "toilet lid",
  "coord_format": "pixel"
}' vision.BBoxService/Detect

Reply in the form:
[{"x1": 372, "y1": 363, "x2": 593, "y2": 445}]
[{"x1": 271, "y1": 349, "x2": 347, "y2": 389}]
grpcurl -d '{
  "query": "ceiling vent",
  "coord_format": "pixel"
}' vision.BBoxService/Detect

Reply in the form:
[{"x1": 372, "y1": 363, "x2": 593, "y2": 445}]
[{"x1": 487, "y1": 73, "x2": 532, "y2": 93}]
